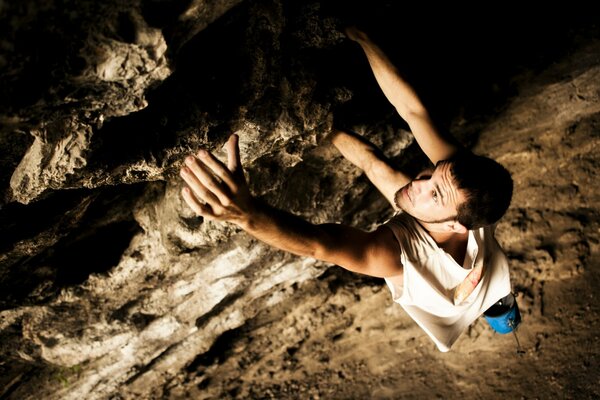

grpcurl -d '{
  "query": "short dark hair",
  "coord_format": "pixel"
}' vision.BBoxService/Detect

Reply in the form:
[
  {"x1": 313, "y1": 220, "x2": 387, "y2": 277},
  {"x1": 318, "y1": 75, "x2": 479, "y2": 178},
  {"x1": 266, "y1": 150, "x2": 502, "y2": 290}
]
[{"x1": 443, "y1": 152, "x2": 513, "y2": 230}]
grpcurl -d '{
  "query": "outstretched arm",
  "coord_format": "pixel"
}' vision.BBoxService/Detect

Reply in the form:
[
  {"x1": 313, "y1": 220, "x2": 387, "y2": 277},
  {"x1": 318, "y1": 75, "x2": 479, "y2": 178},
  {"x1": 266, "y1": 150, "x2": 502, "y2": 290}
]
[
  {"x1": 329, "y1": 128, "x2": 408, "y2": 210},
  {"x1": 346, "y1": 27, "x2": 461, "y2": 164},
  {"x1": 179, "y1": 134, "x2": 403, "y2": 278}
]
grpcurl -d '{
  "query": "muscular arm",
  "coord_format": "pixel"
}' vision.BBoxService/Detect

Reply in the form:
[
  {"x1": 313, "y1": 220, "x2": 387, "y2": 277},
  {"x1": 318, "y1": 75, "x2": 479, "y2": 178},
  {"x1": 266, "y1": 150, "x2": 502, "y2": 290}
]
[
  {"x1": 347, "y1": 27, "x2": 461, "y2": 164},
  {"x1": 240, "y1": 201, "x2": 403, "y2": 277},
  {"x1": 180, "y1": 135, "x2": 403, "y2": 278},
  {"x1": 330, "y1": 128, "x2": 408, "y2": 210}
]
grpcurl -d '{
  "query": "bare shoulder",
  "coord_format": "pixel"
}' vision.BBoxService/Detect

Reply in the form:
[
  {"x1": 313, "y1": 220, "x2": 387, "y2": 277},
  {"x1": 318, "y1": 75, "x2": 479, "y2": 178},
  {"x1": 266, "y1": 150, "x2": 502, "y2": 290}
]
[{"x1": 363, "y1": 224, "x2": 403, "y2": 277}]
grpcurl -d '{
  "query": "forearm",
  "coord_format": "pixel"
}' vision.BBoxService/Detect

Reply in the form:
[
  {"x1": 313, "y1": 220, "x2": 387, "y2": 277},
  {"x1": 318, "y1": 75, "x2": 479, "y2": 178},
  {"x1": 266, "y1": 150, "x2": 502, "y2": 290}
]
[
  {"x1": 350, "y1": 30, "x2": 460, "y2": 163},
  {"x1": 330, "y1": 129, "x2": 410, "y2": 207},
  {"x1": 237, "y1": 199, "x2": 375, "y2": 276},
  {"x1": 237, "y1": 199, "x2": 327, "y2": 260},
  {"x1": 354, "y1": 36, "x2": 424, "y2": 117},
  {"x1": 330, "y1": 129, "x2": 380, "y2": 171}
]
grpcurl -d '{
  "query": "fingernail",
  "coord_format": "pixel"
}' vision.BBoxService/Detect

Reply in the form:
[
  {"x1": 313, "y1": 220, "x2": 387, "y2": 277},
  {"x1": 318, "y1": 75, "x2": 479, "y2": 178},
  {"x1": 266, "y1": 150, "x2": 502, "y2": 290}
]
[
  {"x1": 198, "y1": 149, "x2": 207, "y2": 158},
  {"x1": 180, "y1": 166, "x2": 189, "y2": 174},
  {"x1": 185, "y1": 156, "x2": 195, "y2": 165}
]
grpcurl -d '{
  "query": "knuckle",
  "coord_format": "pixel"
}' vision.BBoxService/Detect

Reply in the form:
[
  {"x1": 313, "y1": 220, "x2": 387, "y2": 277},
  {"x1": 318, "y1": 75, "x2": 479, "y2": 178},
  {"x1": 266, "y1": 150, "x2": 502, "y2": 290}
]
[
  {"x1": 212, "y1": 206, "x2": 224, "y2": 216},
  {"x1": 197, "y1": 185, "x2": 210, "y2": 197},
  {"x1": 205, "y1": 179, "x2": 218, "y2": 191},
  {"x1": 220, "y1": 197, "x2": 231, "y2": 207},
  {"x1": 218, "y1": 165, "x2": 230, "y2": 177}
]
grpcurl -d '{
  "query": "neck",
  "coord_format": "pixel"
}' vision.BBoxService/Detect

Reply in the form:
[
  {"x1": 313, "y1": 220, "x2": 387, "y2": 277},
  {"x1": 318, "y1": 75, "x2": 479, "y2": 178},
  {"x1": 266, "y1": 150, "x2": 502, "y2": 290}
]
[
  {"x1": 414, "y1": 218, "x2": 469, "y2": 265},
  {"x1": 416, "y1": 220, "x2": 466, "y2": 245},
  {"x1": 428, "y1": 230, "x2": 460, "y2": 244}
]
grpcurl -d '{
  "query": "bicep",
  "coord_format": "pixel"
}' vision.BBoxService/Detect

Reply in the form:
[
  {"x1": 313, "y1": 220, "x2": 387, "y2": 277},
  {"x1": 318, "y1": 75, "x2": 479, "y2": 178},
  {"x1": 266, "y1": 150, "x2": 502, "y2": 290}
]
[{"x1": 315, "y1": 224, "x2": 403, "y2": 278}]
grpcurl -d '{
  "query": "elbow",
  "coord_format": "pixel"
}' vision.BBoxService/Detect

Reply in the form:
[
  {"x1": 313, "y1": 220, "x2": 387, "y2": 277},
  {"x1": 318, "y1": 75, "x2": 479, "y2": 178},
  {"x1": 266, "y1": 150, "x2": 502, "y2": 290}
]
[
  {"x1": 312, "y1": 234, "x2": 333, "y2": 262},
  {"x1": 396, "y1": 103, "x2": 427, "y2": 122}
]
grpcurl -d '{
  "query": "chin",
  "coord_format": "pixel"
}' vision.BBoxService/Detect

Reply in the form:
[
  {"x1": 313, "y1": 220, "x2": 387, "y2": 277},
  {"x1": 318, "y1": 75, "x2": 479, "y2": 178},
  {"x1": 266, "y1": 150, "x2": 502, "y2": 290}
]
[
  {"x1": 394, "y1": 189, "x2": 409, "y2": 211},
  {"x1": 393, "y1": 191, "x2": 404, "y2": 210}
]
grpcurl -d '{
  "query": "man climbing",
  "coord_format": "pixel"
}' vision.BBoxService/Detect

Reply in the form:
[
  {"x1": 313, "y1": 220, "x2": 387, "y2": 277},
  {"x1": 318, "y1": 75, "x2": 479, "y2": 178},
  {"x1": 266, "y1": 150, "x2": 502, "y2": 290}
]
[{"x1": 179, "y1": 27, "x2": 514, "y2": 352}]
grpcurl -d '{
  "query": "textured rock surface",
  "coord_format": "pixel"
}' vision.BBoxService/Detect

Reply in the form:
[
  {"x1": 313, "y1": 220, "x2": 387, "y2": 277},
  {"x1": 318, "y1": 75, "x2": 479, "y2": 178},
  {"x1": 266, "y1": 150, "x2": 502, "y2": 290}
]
[{"x1": 1, "y1": 1, "x2": 599, "y2": 399}]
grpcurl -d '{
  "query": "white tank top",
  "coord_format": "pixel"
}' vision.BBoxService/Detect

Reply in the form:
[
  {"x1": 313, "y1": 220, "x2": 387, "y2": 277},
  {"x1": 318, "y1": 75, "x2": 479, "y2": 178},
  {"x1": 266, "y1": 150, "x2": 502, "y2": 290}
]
[{"x1": 383, "y1": 212, "x2": 512, "y2": 352}]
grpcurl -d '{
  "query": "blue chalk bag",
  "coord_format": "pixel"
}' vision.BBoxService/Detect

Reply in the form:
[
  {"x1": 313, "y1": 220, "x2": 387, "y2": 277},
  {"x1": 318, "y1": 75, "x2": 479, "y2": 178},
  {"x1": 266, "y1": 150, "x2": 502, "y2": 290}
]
[{"x1": 483, "y1": 293, "x2": 521, "y2": 334}]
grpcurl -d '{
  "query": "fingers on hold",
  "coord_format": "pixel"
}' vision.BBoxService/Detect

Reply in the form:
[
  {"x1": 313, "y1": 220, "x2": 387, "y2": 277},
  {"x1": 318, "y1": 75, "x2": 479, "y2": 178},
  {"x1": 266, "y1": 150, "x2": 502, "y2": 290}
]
[
  {"x1": 184, "y1": 171, "x2": 221, "y2": 208},
  {"x1": 227, "y1": 134, "x2": 241, "y2": 172},
  {"x1": 198, "y1": 169, "x2": 231, "y2": 205},
  {"x1": 184, "y1": 157, "x2": 228, "y2": 202},
  {"x1": 182, "y1": 187, "x2": 213, "y2": 218},
  {"x1": 198, "y1": 151, "x2": 237, "y2": 191},
  {"x1": 229, "y1": 133, "x2": 239, "y2": 147}
]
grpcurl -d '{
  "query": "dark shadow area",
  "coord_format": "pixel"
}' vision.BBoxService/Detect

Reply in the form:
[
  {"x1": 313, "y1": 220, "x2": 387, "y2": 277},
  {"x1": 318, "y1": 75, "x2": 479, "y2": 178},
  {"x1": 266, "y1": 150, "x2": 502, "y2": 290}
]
[
  {"x1": 53, "y1": 219, "x2": 141, "y2": 285},
  {"x1": 0, "y1": 190, "x2": 93, "y2": 255},
  {"x1": 321, "y1": 1, "x2": 600, "y2": 145},
  {"x1": 0, "y1": 131, "x2": 35, "y2": 204},
  {"x1": 194, "y1": 291, "x2": 245, "y2": 330},
  {"x1": 141, "y1": 0, "x2": 194, "y2": 30},
  {"x1": 317, "y1": 263, "x2": 382, "y2": 293},
  {"x1": 0, "y1": 183, "x2": 146, "y2": 310},
  {"x1": 87, "y1": 2, "x2": 250, "y2": 171},
  {"x1": 0, "y1": 10, "x2": 82, "y2": 111},
  {"x1": 0, "y1": 1, "x2": 115, "y2": 116},
  {"x1": 0, "y1": 361, "x2": 35, "y2": 400},
  {"x1": 186, "y1": 327, "x2": 245, "y2": 373},
  {"x1": 86, "y1": 1, "x2": 600, "y2": 178}
]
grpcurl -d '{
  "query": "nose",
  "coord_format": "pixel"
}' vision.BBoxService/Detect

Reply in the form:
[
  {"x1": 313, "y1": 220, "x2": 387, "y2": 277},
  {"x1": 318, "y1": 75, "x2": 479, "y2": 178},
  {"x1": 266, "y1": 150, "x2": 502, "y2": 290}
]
[
  {"x1": 411, "y1": 180, "x2": 422, "y2": 196},
  {"x1": 412, "y1": 179, "x2": 432, "y2": 198}
]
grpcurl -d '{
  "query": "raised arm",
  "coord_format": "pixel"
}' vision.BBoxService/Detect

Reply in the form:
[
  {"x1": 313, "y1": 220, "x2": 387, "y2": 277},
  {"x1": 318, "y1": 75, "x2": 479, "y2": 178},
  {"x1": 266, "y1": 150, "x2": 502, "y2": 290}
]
[
  {"x1": 346, "y1": 27, "x2": 461, "y2": 164},
  {"x1": 179, "y1": 134, "x2": 403, "y2": 278},
  {"x1": 329, "y1": 128, "x2": 408, "y2": 210}
]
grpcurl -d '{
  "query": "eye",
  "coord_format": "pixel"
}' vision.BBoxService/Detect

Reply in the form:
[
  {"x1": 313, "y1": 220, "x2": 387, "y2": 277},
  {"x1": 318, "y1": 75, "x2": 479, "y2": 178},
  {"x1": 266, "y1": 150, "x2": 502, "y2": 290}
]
[{"x1": 432, "y1": 190, "x2": 439, "y2": 203}]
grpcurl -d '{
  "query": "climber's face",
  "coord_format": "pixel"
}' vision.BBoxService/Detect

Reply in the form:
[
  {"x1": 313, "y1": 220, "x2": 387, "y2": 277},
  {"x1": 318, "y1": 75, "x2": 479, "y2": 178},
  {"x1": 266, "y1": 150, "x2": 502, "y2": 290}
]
[{"x1": 394, "y1": 161, "x2": 465, "y2": 226}]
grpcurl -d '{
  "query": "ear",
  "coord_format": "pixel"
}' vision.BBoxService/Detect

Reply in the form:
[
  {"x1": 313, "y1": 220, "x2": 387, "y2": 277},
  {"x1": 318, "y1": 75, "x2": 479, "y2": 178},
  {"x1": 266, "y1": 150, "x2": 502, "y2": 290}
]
[{"x1": 445, "y1": 220, "x2": 468, "y2": 234}]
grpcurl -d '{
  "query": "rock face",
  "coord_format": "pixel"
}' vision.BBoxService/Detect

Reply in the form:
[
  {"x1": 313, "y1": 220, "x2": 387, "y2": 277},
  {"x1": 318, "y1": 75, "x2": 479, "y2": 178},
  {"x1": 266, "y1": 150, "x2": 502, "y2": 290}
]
[{"x1": 1, "y1": 1, "x2": 599, "y2": 399}]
